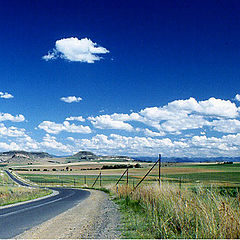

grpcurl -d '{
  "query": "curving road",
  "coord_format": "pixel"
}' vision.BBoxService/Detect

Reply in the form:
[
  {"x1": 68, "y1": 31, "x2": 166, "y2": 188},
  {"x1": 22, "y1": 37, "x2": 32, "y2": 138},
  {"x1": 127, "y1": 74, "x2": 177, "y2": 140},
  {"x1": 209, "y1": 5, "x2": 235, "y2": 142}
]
[{"x1": 0, "y1": 171, "x2": 90, "y2": 239}]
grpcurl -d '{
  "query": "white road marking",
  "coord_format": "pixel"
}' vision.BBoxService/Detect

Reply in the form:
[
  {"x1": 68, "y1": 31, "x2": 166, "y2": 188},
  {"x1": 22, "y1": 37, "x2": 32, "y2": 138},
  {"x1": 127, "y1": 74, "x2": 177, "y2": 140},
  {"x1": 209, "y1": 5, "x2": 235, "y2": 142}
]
[{"x1": 0, "y1": 192, "x2": 75, "y2": 218}]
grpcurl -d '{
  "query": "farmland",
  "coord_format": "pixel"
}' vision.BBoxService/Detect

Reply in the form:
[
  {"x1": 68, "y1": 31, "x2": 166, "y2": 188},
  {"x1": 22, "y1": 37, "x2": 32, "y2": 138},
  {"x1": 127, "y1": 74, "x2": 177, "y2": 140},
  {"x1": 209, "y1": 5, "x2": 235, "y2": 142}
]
[
  {"x1": 6, "y1": 161, "x2": 240, "y2": 238},
  {"x1": 16, "y1": 162, "x2": 240, "y2": 188}
]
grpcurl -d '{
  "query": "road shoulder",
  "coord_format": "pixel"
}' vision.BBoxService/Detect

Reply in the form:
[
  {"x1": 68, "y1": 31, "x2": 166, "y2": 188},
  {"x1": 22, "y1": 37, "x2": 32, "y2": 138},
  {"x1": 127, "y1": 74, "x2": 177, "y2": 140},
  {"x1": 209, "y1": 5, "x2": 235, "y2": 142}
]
[{"x1": 17, "y1": 189, "x2": 122, "y2": 239}]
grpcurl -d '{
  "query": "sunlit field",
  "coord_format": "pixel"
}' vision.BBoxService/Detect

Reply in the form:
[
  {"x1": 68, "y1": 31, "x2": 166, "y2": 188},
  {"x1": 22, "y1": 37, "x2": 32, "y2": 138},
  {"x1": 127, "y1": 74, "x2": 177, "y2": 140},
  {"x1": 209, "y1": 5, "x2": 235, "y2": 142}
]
[
  {"x1": 17, "y1": 162, "x2": 240, "y2": 188},
  {"x1": 15, "y1": 162, "x2": 240, "y2": 239}
]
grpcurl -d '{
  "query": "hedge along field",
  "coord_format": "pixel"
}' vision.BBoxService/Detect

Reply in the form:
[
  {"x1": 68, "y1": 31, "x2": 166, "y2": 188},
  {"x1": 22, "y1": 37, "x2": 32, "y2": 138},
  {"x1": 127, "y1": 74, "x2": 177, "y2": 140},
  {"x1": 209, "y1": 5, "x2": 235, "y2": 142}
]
[{"x1": 0, "y1": 171, "x2": 52, "y2": 206}]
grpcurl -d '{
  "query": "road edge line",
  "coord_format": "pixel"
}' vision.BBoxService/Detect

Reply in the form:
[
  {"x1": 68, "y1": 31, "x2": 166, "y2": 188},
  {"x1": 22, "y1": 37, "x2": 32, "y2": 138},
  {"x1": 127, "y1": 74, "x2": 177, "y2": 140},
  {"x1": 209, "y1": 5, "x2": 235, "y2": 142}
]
[{"x1": 0, "y1": 189, "x2": 59, "y2": 210}]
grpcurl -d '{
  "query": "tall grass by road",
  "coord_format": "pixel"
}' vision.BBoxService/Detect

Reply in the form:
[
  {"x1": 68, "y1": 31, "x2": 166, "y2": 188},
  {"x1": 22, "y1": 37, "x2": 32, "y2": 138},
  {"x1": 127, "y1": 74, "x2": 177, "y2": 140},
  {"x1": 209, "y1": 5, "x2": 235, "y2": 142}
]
[
  {"x1": 113, "y1": 183, "x2": 240, "y2": 239},
  {"x1": 0, "y1": 186, "x2": 51, "y2": 206},
  {"x1": 0, "y1": 171, "x2": 51, "y2": 206}
]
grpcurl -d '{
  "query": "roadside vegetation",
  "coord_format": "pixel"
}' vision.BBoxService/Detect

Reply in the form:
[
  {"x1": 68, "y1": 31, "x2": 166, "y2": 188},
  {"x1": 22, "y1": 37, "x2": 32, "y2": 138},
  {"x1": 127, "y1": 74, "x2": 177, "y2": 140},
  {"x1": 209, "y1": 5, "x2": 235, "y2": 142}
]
[
  {"x1": 0, "y1": 171, "x2": 52, "y2": 206},
  {"x1": 17, "y1": 162, "x2": 240, "y2": 238},
  {"x1": 112, "y1": 183, "x2": 240, "y2": 239}
]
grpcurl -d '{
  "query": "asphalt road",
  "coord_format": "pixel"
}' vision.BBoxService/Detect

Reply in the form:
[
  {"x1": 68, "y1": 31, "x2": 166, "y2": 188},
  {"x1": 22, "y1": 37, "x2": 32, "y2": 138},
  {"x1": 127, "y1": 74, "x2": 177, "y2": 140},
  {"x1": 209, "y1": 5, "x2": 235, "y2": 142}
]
[{"x1": 0, "y1": 171, "x2": 90, "y2": 239}]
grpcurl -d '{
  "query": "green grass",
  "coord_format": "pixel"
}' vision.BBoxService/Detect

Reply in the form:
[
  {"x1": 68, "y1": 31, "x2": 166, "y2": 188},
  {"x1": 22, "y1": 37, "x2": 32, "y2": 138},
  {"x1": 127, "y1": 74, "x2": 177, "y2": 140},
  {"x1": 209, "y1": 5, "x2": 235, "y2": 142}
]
[
  {"x1": 165, "y1": 171, "x2": 240, "y2": 183},
  {"x1": 0, "y1": 171, "x2": 17, "y2": 186},
  {"x1": 19, "y1": 173, "x2": 141, "y2": 187},
  {"x1": 0, "y1": 186, "x2": 52, "y2": 206},
  {"x1": 180, "y1": 163, "x2": 240, "y2": 171},
  {"x1": 112, "y1": 184, "x2": 240, "y2": 239},
  {"x1": 0, "y1": 171, "x2": 52, "y2": 206}
]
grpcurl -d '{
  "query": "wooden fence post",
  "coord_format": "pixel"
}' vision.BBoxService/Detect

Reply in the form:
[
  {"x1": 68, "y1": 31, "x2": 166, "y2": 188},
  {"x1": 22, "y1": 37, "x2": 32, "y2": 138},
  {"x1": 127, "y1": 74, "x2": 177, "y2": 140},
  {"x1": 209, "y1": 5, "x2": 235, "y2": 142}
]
[{"x1": 159, "y1": 154, "x2": 161, "y2": 187}]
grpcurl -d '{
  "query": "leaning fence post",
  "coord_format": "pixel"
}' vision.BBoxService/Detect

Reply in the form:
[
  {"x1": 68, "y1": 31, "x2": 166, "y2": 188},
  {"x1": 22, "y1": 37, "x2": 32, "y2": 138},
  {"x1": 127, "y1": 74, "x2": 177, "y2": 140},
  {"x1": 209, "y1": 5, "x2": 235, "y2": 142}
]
[
  {"x1": 100, "y1": 171, "x2": 102, "y2": 187},
  {"x1": 92, "y1": 172, "x2": 101, "y2": 187},
  {"x1": 126, "y1": 168, "x2": 129, "y2": 186},
  {"x1": 133, "y1": 156, "x2": 160, "y2": 191},
  {"x1": 116, "y1": 168, "x2": 128, "y2": 185}
]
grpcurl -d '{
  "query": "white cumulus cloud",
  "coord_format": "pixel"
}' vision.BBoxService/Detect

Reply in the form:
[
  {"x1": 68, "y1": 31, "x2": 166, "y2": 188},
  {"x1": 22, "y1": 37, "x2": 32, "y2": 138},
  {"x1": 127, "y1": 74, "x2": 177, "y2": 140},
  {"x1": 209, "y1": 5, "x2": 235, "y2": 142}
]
[
  {"x1": 88, "y1": 115, "x2": 134, "y2": 131},
  {"x1": 0, "y1": 113, "x2": 25, "y2": 122},
  {"x1": 0, "y1": 92, "x2": 14, "y2": 99},
  {"x1": 65, "y1": 116, "x2": 85, "y2": 122},
  {"x1": 38, "y1": 121, "x2": 91, "y2": 134},
  {"x1": 43, "y1": 37, "x2": 109, "y2": 63},
  {"x1": 235, "y1": 94, "x2": 240, "y2": 101},
  {"x1": 60, "y1": 96, "x2": 82, "y2": 103}
]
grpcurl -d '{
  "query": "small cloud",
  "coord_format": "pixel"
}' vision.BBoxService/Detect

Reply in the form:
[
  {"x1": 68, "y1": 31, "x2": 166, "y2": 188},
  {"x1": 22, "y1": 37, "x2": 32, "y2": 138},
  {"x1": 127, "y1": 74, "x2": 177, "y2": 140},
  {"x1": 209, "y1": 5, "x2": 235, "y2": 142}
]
[
  {"x1": 42, "y1": 49, "x2": 57, "y2": 61},
  {"x1": 43, "y1": 37, "x2": 109, "y2": 63},
  {"x1": 65, "y1": 116, "x2": 85, "y2": 122},
  {"x1": 66, "y1": 137, "x2": 74, "y2": 141},
  {"x1": 235, "y1": 94, "x2": 240, "y2": 101},
  {"x1": 60, "y1": 96, "x2": 82, "y2": 103},
  {"x1": 0, "y1": 113, "x2": 25, "y2": 122},
  {"x1": 0, "y1": 92, "x2": 14, "y2": 99}
]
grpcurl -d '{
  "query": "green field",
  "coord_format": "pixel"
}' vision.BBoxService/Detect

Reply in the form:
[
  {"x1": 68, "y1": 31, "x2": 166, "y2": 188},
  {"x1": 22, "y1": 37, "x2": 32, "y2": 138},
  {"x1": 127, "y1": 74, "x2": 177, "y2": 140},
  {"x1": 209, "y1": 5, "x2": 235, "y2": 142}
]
[
  {"x1": 18, "y1": 163, "x2": 240, "y2": 188},
  {"x1": 165, "y1": 171, "x2": 240, "y2": 183}
]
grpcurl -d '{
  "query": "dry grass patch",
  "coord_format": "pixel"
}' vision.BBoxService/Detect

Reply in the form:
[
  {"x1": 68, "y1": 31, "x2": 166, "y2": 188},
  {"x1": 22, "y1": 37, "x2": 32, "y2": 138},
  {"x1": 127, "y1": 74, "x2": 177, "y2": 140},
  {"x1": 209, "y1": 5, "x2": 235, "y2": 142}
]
[{"x1": 113, "y1": 183, "x2": 240, "y2": 239}]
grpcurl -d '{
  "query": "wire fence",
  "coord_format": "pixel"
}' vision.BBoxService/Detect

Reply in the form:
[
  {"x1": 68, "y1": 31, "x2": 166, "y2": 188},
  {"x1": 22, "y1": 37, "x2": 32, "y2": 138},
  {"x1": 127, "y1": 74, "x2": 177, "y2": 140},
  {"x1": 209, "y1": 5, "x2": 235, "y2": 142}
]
[{"x1": 17, "y1": 155, "x2": 168, "y2": 189}]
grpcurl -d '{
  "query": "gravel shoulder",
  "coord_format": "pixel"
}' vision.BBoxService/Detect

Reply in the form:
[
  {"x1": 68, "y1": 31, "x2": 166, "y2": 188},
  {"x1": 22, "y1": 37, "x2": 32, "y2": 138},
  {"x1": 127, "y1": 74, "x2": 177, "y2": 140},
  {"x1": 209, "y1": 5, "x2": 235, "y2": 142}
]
[{"x1": 17, "y1": 189, "x2": 122, "y2": 239}]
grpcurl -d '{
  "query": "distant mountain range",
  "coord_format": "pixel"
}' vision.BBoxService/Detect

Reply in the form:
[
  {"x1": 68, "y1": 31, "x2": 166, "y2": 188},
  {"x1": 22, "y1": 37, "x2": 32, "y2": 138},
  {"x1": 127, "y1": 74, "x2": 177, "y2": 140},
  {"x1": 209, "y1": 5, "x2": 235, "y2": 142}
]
[
  {"x1": 0, "y1": 150, "x2": 133, "y2": 163},
  {"x1": 133, "y1": 156, "x2": 240, "y2": 163},
  {"x1": 1, "y1": 150, "x2": 240, "y2": 163}
]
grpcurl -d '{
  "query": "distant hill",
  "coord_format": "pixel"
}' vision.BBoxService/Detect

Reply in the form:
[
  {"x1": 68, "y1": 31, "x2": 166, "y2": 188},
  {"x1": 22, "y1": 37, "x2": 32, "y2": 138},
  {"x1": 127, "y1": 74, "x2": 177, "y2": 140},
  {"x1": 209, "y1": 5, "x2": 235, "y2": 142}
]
[
  {"x1": 0, "y1": 151, "x2": 52, "y2": 162},
  {"x1": 68, "y1": 151, "x2": 133, "y2": 162},
  {"x1": 70, "y1": 151, "x2": 98, "y2": 161}
]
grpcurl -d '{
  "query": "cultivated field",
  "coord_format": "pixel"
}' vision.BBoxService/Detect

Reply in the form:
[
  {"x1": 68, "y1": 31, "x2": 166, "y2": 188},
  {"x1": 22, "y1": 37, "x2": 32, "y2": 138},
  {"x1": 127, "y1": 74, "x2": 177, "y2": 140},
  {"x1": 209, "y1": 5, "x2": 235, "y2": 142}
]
[{"x1": 15, "y1": 162, "x2": 240, "y2": 188}]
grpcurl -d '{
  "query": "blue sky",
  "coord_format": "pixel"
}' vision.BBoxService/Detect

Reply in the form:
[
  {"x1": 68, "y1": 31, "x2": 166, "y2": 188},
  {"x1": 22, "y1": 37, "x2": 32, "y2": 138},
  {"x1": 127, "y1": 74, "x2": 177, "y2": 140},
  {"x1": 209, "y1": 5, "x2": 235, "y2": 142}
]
[{"x1": 1, "y1": 0, "x2": 240, "y2": 157}]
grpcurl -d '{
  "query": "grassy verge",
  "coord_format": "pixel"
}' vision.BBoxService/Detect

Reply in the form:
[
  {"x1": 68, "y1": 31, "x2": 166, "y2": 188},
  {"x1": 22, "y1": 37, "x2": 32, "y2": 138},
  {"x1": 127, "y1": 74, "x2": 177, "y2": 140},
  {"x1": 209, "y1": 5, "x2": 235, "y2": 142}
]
[
  {"x1": 0, "y1": 186, "x2": 52, "y2": 206},
  {"x1": 0, "y1": 170, "x2": 52, "y2": 206},
  {"x1": 112, "y1": 183, "x2": 240, "y2": 239}
]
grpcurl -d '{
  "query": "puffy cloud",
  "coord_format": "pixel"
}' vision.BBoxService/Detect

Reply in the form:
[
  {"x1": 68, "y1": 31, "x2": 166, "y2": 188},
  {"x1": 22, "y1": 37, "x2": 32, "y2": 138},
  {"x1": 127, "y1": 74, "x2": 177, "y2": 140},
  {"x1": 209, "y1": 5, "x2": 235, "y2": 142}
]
[
  {"x1": 40, "y1": 134, "x2": 73, "y2": 153},
  {"x1": 142, "y1": 128, "x2": 166, "y2": 137},
  {"x1": 0, "y1": 113, "x2": 25, "y2": 122},
  {"x1": 38, "y1": 121, "x2": 91, "y2": 134},
  {"x1": 161, "y1": 115, "x2": 209, "y2": 133},
  {"x1": 141, "y1": 97, "x2": 239, "y2": 120},
  {"x1": 210, "y1": 119, "x2": 240, "y2": 133},
  {"x1": 60, "y1": 96, "x2": 82, "y2": 103},
  {"x1": 0, "y1": 141, "x2": 21, "y2": 151},
  {"x1": 65, "y1": 116, "x2": 85, "y2": 122},
  {"x1": 88, "y1": 115, "x2": 134, "y2": 131},
  {"x1": 70, "y1": 134, "x2": 175, "y2": 156},
  {"x1": 235, "y1": 94, "x2": 240, "y2": 101},
  {"x1": 0, "y1": 92, "x2": 14, "y2": 99},
  {"x1": 43, "y1": 37, "x2": 109, "y2": 63},
  {"x1": 0, "y1": 123, "x2": 27, "y2": 137},
  {"x1": 67, "y1": 132, "x2": 240, "y2": 157}
]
